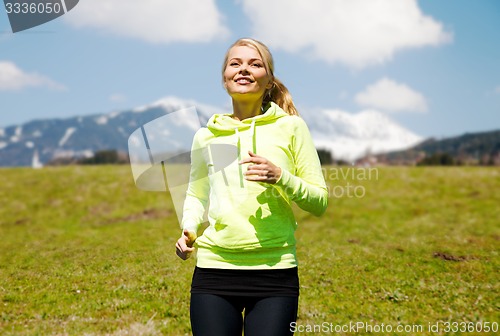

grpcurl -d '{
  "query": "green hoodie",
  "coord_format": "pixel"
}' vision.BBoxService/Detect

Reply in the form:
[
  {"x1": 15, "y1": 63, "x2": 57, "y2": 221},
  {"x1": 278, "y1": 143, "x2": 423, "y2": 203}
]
[{"x1": 182, "y1": 102, "x2": 328, "y2": 269}]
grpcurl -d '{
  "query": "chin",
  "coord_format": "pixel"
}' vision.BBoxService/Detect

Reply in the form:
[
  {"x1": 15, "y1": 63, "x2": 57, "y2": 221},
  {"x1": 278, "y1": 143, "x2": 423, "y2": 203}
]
[{"x1": 230, "y1": 91, "x2": 261, "y2": 98}]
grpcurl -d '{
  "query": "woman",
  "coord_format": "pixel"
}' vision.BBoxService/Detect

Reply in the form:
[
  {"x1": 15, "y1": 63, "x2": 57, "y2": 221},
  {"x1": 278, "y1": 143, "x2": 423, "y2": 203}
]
[{"x1": 176, "y1": 38, "x2": 328, "y2": 336}]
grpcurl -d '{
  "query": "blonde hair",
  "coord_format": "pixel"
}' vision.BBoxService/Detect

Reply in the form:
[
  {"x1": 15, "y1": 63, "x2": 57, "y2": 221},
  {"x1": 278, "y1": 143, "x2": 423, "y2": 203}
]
[{"x1": 222, "y1": 38, "x2": 299, "y2": 116}]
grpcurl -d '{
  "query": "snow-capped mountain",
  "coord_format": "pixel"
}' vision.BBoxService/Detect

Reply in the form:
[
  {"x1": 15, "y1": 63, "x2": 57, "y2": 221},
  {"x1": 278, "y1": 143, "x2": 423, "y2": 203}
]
[
  {"x1": 0, "y1": 97, "x2": 221, "y2": 167},
  {"x1": 0, "y1": 96, "x2": 422, "y2": 166},
  {"x1": 302, "y1": 108, "x2": 423, "y2": 161}
]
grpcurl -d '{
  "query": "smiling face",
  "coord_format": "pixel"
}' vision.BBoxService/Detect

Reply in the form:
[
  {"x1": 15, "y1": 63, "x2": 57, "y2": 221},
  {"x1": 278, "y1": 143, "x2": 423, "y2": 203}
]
[{"x1": 223, "y1": 45, "x2": 273, "y2": 102}]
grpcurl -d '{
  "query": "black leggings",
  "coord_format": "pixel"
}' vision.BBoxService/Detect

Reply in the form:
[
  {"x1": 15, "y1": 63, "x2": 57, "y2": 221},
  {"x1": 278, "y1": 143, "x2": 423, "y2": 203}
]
[{"x1": 190, "y1": 293, "x2": 298, "y2": 336}]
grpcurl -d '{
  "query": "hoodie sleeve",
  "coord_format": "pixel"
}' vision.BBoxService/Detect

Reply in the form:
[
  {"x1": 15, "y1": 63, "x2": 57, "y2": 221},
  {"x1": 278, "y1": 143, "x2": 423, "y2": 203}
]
[
  {"x1": 273, "y1": 117, "x2": 328, "y2": 216},
  {"x1": 181, "y1": 130, "x2": 210, "y2": 233}
]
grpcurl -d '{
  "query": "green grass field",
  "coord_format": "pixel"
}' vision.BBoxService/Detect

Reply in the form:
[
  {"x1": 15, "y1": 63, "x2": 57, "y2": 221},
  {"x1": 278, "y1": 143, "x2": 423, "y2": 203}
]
[{"x1": 0, "y1": 166, "x2": 498, "y2": 335}]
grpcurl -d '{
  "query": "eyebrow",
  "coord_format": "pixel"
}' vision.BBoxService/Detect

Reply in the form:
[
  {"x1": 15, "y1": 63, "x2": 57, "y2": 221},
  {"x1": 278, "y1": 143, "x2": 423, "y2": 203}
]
[{"x1": 229, "y1": 58, "x2": 263, "y2": 62}]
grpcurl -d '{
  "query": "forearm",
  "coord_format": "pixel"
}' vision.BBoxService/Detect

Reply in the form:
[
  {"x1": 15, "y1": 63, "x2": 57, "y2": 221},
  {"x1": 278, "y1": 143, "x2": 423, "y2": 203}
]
[
  {"x1": 181, "y1": 193, "x2": 207, "y2": 233},
  {"x1": 273, "y1": 168, "x2": 328, "y2": 216}
]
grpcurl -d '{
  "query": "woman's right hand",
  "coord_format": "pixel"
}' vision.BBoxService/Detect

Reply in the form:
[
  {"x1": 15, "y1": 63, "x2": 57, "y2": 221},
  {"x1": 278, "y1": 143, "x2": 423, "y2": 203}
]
[{"x1": 175, "y1": 229, "x2": 197, "y2": 260}]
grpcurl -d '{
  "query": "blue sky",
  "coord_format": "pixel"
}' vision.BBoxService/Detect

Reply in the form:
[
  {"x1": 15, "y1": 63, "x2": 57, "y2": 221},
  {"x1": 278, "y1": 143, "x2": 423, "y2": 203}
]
[{"x1": 0, "y1": 0, "x2": 499, "y2": 138}]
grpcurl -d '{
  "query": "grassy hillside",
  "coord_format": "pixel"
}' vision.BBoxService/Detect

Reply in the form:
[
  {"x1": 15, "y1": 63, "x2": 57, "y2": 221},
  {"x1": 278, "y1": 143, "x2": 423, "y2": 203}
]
[{"x1": 0, "y1": 166, "x2": 498, "y2": 335}]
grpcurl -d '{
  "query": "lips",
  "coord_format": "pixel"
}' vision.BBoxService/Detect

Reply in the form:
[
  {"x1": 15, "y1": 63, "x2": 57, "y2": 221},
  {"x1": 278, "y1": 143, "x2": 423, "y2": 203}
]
[{"x1": 235, "y1": 77, "x2": 254, "y2": 84}]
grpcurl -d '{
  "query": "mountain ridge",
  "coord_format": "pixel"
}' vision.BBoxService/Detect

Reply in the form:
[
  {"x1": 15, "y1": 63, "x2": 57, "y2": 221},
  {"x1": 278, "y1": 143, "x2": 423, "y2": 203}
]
[
  {"x1": 0, "y1": 96, "x2": 423, "y2": 167},
  {"x1": 373, "y1": 129, "x2": 500, "y2": 165}
]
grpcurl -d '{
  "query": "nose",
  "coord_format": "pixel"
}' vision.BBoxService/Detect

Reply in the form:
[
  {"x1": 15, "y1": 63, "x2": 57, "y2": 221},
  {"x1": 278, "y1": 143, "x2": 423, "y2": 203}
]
[{"x1": 239, "y1": 63, "x2": 250, "y2": 74}]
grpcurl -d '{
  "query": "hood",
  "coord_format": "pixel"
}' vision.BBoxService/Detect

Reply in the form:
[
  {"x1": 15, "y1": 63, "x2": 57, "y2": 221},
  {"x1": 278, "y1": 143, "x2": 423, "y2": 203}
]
[{"x1": 207, "y1": 102, "x2": 288, "y2": 134}]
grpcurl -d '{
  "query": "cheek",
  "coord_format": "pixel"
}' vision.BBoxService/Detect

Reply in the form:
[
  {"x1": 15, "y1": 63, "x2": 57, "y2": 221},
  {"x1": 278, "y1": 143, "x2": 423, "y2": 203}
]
[
  {"x1": 223, "y1": 77, "x2": 229, "y2": 86},
  {"x1": 256, "y1": 73, "x2": 272, "y2": 87},
  {"x1": 223, "y1": 69, "x2": 235, "y2": 84},
  {"x1": 253, "y1": 69, "x2": 270, "y2": 82},
  {"x1": 222, "y1": 75, "x2": 231, "y2": 89}
]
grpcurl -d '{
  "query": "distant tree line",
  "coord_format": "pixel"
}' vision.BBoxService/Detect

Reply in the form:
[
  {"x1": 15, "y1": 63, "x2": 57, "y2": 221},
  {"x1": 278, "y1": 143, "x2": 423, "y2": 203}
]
[
  {"x1": 84, "y1": 148, "x2": 341, "y2": 166},
  {"x1": 47, "y1": 150, "x2": 129, "y2": 166},
  {"x1": 50, "y1": 149, "x2": 338, "y2": 166},
  {"x1": 416, "y1": 151, "x2": 500, "y2": 166},
  {"x1": 77, "y1": 150, "x2": 129, "y2": 165},
  {"x1": 47, "y1": 148, "x2": 498, "y2": 167},
  {"x1": 317, "y1": 148, "x2": 333, "y2": 165},
  {"x1": 417, "y1": 153, "x2": 455, "y2": 166},
  {"x1": 316, "y1": 148, "x2": 353, "y2": 165}
]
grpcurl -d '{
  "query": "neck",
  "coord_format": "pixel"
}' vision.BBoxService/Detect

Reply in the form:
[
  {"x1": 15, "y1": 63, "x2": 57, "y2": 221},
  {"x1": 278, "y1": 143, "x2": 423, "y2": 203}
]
[{"x1": 231, "y1": 98, "x2": 264, "y2": 121}]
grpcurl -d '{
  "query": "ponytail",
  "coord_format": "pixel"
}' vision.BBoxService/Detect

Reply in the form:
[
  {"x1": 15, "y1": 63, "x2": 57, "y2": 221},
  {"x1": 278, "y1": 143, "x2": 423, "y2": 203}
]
[{"x1": 263, "y1": 77, "x2": 299, "y2": 116}]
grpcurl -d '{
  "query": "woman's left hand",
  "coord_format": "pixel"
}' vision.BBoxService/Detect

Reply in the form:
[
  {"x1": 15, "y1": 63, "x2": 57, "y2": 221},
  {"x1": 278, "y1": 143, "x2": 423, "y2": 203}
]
[{"x1": 240, "y1": 151, "x2": 282, "y2": 184}]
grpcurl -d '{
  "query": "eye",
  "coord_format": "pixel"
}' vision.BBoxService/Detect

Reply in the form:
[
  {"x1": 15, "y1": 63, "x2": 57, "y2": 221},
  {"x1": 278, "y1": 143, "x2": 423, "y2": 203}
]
[
  {"x1": 252, "y1": 63, "x2": 263, "y2": 68},
  {"x1": 229, "y1": 62, "x2": 239, "y2": 67}
]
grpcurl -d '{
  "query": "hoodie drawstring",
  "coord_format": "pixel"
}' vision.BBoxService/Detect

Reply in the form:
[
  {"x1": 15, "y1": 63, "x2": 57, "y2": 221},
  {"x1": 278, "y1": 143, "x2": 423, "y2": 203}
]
[
  {"x1": 235, "y1": 128, "x2": 244, "y2": 188},
  {"x1": 249, "y1": 119, "x2": 256, "y2": 154},
  {"x1": 235, "y1": 119, "x2": 256, "y2": 188}
]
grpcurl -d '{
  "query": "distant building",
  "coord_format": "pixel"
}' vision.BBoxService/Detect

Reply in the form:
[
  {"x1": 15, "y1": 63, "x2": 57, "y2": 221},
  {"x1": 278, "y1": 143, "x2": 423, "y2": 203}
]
[{"x1": 32, "y1": 150, "x2": 43, "y2": 169}]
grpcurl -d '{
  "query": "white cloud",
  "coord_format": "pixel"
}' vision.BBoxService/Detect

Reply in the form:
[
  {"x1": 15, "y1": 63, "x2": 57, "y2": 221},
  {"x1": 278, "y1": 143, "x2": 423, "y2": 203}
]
[
  {"x1": 64, "y1": 0, "x2": 229, "y2": 44},
  {"x1": 355, "y1": 78, "x2": 428, "y2": 113},
  {"x1": 0, "y1": 61, "x2": 66, "y2": 91},
  {"x1": 495, "y1": 86, "x2": 500, "y2": 94},
  {"x1": 241, "y1": 0, "x2": 452, "y2": 68}
]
